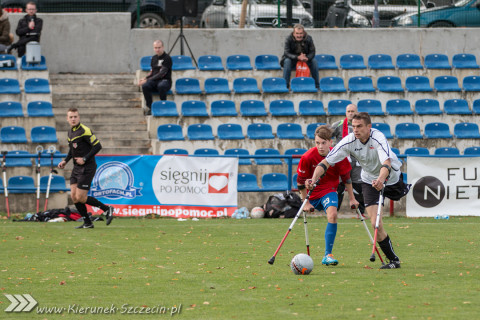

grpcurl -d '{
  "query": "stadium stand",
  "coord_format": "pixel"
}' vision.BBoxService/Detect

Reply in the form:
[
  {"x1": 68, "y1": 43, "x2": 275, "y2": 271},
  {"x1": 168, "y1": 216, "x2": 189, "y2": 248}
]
[
  {"x1": 372, "y1": 122, "x2": 393, "y2": 139},
  {"x1": 5, "y1": 150, "x2": 32, "y2": 167},
  {"x1": 171, "y1": 55, "x2": 196, "y2": 71},
  {"x1": 358, "y1": 99, "x2": 384, "y2": 115},
  {"x1": 424, "y1": 122, "x2": 452, "y2": 139},
  {"x1": 290, "y1": 77, "x2": 317, "y2": 92},
  {"x1": 181, "y1": 100, "x2": 208, "y2": 117},
  {"x1": 284, "y1": 148, "x2": 307, "y2": 165},
  {"x1": 386, "y1": 99, "x2": 413, "y2": 115},
  {"x1": 8, "y1": 176, "x2": 36, "y2": 193},
  {"x1": 405, "y1": 147, "x2": 429, "y2": 155},
  {"x1": 368, "y1": 54, "x2": 395, "y2": 69},
  {"x1": 298, "y1": 99, "x2": 326, "y2": 115},
  {"x1": 339, "y1": 54, "x2": 366, "y2": 69},
  {"x1": 464, "y1": 147, "x2": 480, "y2": 155},
  {"x1": 157, "y1": 124, "x2": 184, "y2": 141},
  {"x1": 198, "y1": 55, "x2": 224, "y2": 71},
  {"x1": 348, "y1": 76, "x2": 375, "y2": 92},
  {"x1": 204, "y1": 77, "x2": 230, "y2": 94},
  {"x1": 25, "y1": 78, "x2": 51, "y2": 93},
  {"x1": 306, "y1": 123, "x2": 325, "y2": 139},
  {"x1": 39, "y1": 150, "x2": 61, "y2": 167},
  {"x1": 194, "y1": 148, "x2": 219, "y2": 156},
  {"x1": 247, "y1": 123, "x2": 274, "y2": 139},
  {"x1": 152, "y1": 100, "x2": 178, "y2": 117},
  {"x1": 226, "y1": 55, "x2": 253, "y2": 70},
  {"x1": 0, "y1": 126, "x2": 28, "y2": 143},
  {"x1": 225, "y1": 148, "x2": 251, "y2": 165},
  {"x1": 415, "y1": 99, "x2": 442, "y2": 115},
  {"x1": 233, "y1": 77, "x2": 260, "y2": 94},
  {"x1": 315, "y1": 54, "x2": 338, "y2": 69},
  {"x1": 277, "y1": 123, "x2": 304, "y2": 139},
  {"x1": 187, "y1": 124, "x2": 214, "y2": 140},
  {"x1": 452, "y1": 53, "x2": 479, "y2": 69},
  {"x1": 434, "y1": 75, "x2": 461, "y2": 92},
  {"x1": 328, "y1": 99, "x2": 351, "y2": 115},
  {"x1": 21, "y1": 55, "x2": 47, "y2": 70},
  {"x1": 269, "y1": 99, "x2": 296, "y2": 116},
  {"x1": 462, "y1": 76, "x2": 480, "y2": 92},
  {"x1": 262, "y1": 77, "x2": 289, "y2": 93},
  {"x1": 395, "y1": 123, "x2": 423, "y2": 139},
  {"x1": 255, "y1": 55, "x2": 281, "y2": 70},
  {"x1": 217, "y1": 123, "x2": 244, "y2": 140},
  {"x1": 39, "y1": 175, "x2": 69, "y2": 192},
  {"x1": 211, "y1": 100, "x2": 237, "y2": 116},
  {"x1": 435, "y1": 147, "x2": 460, "y2": 155},
  {"x1": 319, "y1": 76, "x2": 346, "y2": 93},
  {"x1": 0, "y1": 78, "x2": 21, "y2": 94},
  {"x1": 27, "y1": 101, "x2": 54, "y2": 117},
  {"x1": 237, "y1": 173, "x2": 260, "y2": 191},
  {"x1": 0, "y1": 101, "x2": 23, "y2": 117},
  {"x1": 443, "y1": 99, "x2": 471, "y2": 115},
  {"x1": 175, "y1": 78, "x2": 202, "y2": 94},
  {"x1": 424, "y1": 54, "x2": 451, "y2": 69},
  {"x1": 0, "y1": 54, "x2": 17, "y2": 70},
  {"x1": 454, "y1": 123, "x2": 480, "y2": 139},
  {"x1": 31, "y1": 126, "x2": 58, "y2": 143},
  {"x1": 261, "y1": 173, "x2": 288, "y2": 191},
  {"x1": 377, "y1": 76, "x2": 403, "y2": 92},
  {"x1": 405, "y1": 76, "x2": 432, "y2": 92},
  {"x1": 255, "y1": 148, "x2": 283, "y2": 165},
  {"x1": 140, "y1": 56, "x2": 152, "y2": 71},
  {"x1": 164, "y1": 148, "x2": 188, "y2": 155},
  {"x1": 240, "y1": 100, "x2": 267, "y2": 116},
  {"x1": 473, "y1": 99, "x2": 480, "y2": 114},
  {"x1": 396, "y1": 53, "x2": 423, "y2": 69}
]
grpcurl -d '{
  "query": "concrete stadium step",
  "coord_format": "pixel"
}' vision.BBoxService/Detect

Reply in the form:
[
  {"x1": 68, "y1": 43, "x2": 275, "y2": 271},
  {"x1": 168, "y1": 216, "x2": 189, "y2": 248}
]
[
  {"x1": 56, "y1": 121, "x2": 147, "y2": 132},
  {"x1": 50, "y1": 74, "x2": 136, "y2": 85},
  {"x1": 52, "y1": 99, "x2": 141, "y2": 108},
  {"x1": 53, "y1": 92, "x2": 140, "y2": 101},
  {"x1": 53, "y1": 107, "x2": 143, "y2": 117},
  {"x1": 53, "y1": 85, "x2": 140, "y2": 93}
]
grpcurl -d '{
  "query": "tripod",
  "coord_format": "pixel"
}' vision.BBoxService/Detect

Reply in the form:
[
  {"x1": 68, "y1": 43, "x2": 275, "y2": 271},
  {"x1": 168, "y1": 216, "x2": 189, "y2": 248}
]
[{"x1": 168, "y1": 17, "x2": 198, "y2": 68}]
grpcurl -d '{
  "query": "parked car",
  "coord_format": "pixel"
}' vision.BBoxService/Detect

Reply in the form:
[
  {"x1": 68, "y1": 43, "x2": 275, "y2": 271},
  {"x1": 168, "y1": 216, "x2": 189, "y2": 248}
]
[
  {"x1": 347, "y1": 0, "x2": 426, "y2": 27},
  {"x1": 0, "y1": 0, "x2": 168, "y2": 28},
  {"x1": 392, "y1": 0, "x2": 480, "y2": 27},
  {"x1": 201, "y1": 0, "x2": 314, "y2": 28}
]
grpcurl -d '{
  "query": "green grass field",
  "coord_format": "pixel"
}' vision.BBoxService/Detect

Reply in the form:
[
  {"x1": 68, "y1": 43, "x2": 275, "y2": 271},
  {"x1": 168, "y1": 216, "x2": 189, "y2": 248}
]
[{"x1": 1, "y1": 215, "x2": 479, "y2": 319}]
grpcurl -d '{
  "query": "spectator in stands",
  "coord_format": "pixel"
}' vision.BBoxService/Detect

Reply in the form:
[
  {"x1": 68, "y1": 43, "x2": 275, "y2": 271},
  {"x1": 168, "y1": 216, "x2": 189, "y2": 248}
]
[
  {"x1": 331, "y1": 104, "x2": 365, "y2": 215},
  {"x1": 297, "y1": 125, "x2": 358, "y2": 267},
  {"x1": 138, "y1": 40, "x2": 172, "y2": 116},
  {"x1": 7, "y1": 2, "x2": 42, "y2": 57},
  {"x1": 324, "y1": 0, "x2": 349, "y2": 28},
  {"x1": 0, "y1": 8, "x2": 13, "y2": 53},
  {"x1": 280, "y1": 24, "x2": 319, "y2": 89}
]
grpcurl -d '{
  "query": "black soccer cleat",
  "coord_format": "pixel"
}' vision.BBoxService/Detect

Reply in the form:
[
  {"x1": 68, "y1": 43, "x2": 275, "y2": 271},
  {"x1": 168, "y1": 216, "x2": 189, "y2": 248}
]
[
  {"x1": 105, "y1": 206, "x2": 114, "y2": 226},
  {"x1": 75, "y1": 223, "x2": 94, "y2": 229},
  {"x1": 380, "y1": 260, "x2": 401, "y2": 269}
]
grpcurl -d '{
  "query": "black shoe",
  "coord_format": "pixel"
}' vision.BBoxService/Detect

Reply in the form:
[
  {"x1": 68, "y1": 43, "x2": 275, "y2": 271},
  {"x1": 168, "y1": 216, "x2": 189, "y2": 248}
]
[
  {"x1": 75, "y1": 223, "x2": 94, "y2": 229},
  {"x1": 5, "y1": 45, "x2": 12, "y2": 54},
  {"x1": 104, "y1": 206, "x2": 114, "y2": 226},
  {"x1": 380, "y1": 260, "x2": 401, "y2": 269},
  {"x1": 144, "y1": 108, "x2": 151, "y2": 116}
]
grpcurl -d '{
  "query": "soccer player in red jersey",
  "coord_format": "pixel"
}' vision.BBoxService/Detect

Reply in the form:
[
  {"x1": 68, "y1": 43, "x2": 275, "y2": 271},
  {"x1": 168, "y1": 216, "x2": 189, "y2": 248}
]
[{"x1": 297, "y1": 125, "x2": 358, "y2": 266}]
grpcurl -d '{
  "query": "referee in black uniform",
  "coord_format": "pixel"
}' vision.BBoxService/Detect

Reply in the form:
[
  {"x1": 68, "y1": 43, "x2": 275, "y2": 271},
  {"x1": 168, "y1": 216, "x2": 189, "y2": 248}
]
[{"x1": 58, "y1": 108, "x2": 114, "y2": 229}]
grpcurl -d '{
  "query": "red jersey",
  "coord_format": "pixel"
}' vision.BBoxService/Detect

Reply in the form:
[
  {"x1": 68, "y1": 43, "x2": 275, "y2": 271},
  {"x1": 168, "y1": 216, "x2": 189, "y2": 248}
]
[{"x1": 297, "y1": 147, "x2": 351, "y2": 200}]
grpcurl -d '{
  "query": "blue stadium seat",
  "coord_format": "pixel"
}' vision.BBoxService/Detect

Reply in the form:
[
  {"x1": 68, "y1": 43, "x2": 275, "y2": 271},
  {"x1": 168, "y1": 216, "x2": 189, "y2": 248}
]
[
  {"x1": 391, "y1": 147, "x2": 401, "y2": 156},
  {"x1": 217, "y1": 123, "x2": 244, "y2": 140},
  {"x1": 140, "y1": 55, "x2": 152, "y2": 71},
  {"x1": 454, "y1": 123, "x2": 480, "y2": 139},
  {"x1": 261, "y1": 173, "x2": 288, "y2": 191},
  {"x1": 40, "y1": 175, "x2": 69, "y2": 192},
  {"x1": 181, "y1": 100, "x2": 208, "y2": 117},
  {"x1": 462, "y1": 76, "x2": 480, "y2": 92},
  {"x1": 377, "y1": 76, "x2": 403, "y2": 92},
  {"x1": 171, "y1": 55, "x2": 196, "y2": 71},
  {"x1": 0, "y1": 126, "x2": 27, "y2": 143},
  {"x1": 194, "y1": 148, "x2": 219, "y2": 156},
  {"x1": 290, "y1": 77, "x2": 317, "y2": 92},
  {"x1": 424, "y1": 54, "x2": 451, "y2": 69},
  {"x1": 386, "y1": 99, "x2": 413, "y2": 115},
  {"x1": 292, "y1": 173, "x2": 298, "y2": 189},
  {"x1": 319, "y1": 76, "x2": 346, "y2": 93},
  {"x1": 396, "y1": 53, "x2": 423, "y2": 69},
  {"x1": 25, "y1": 78, "x2": 50, "y2": 93},
  {"x1": 372, "y1": 123, "x2": 393, "y2": 139},
  {"x1": 255, "y1": 55, "x2": 281, "y2": 70},
  {"x1": 198, "y1": 55, "x2": 224, "y2": 71},
  {"x1": 240, "y1": 100, "x2": 267, "y2": 116},
  {"x1": 0, "y1": 178, "x2": 3, "y2": 194},
  {"x1": 464, "y1": 146, "x2": 480, "y2": 155},
  {"x1": 328, "y1": 99, "x2": 351, "y2": 116},
  {"x1": 444, "y1": 99, "x2": 471, "y2": 115},
  {"x1": 152, "y1": 100, "x2": 178, "y2": 117},
  {"x1": 395, "y1": 123, "x2": 423, "y2": 139},
  {"x1": 157, "y1": 124, "x2": 184, "y2": 141},
  {"x1": 339, "y1": 54, "x2": 366, "y2": 69},
  {"x1": 39, "y1": 150, "x2": 61, "y2": 167},
  {"x1": 204, "y1": 77, "x2": 230, "y2": 94},
  {"x1": 233, "y1": 77, "x2": 260, "y2": 94},
  {"x1": 211, "y1": 100, "x2": 237, "y2": 116},
  {"x1": 5, "y1": 150, "x2": 32, "y2": 167},
  {"x1": 247, "y1": 123, "x2": 274, "y2": 139},
  {"x1": 424, "y1": 122, "x2": 452, "y2": 139},
  {"x1": 225, "y1": 148, "x2": 251, "y2": 165},
  {"x1": 0, "y1": 101, "x2": 23, "y2": 117},
  {"x1": 434, "y1": 76, "x2": 461, "y2": 92},
  {"x1": 0, "y1": 54, "x2": 17, "y2": 70},
  {"x1": 405, "y1": 147, "x2": 429, "y2": 156},
  {"x1": 237, "y1": 173, "x2": 260, "y2": 191},
  {"x1": 175, "y1": 78, "x2": 202, "y2": 94},
  {"x1": 358, "y1": 99, "x2": 384, "y2": 115},
  {"x1": 368, "y1": 54, "x2": 395, "y2": 69},
  {"x1": 8, "y1": 176, "x2": 35, "y2": 193},
  {"x1": 348, "y1": 76, "x2": 375, "y2": 92},
  {"x1": 315, "y1": 54, "x2": 338, "y2": 70},
  {"x1": 452, "y1": 53, "x2": 479, "y2": 69},
  {"x1": 255, "y1": 148, "x2": 282, "y2": 165},
  {"x1": 299, "y1": 100, "x2": 326, "y2": 116},
  {"x1": 31, "y1": 126, "x2": 58, "y2": 143},
  {"x1": 285, "y1": 148, "x2": 307, "y2": 165},
  {"x1": 226, "y1": 55, "x2": 253, "y2": 70},
  {"x1": 164, "y1": 148, "x2": 188, "y2": 155},
  {"x1": 0, "y1": 78, "x2": 20, "y2": 94},
  {"x1": 405, "y1": 76, "x2": 432, "y2": 92},
  {"x1": 306, "y1": 123, "x2": 325, "y2": 139},
  {"x1": 21, "y1": 55, "x2": 47, "y2": 70},
  {"x1": 277, "y1": 123, "x2": 304, "y2": 139},
  {"x1": 187, "y1": 124, "x2": 214, "y2": 140},
  {"x1": 434, "y1": 147, "x2": 460, "y2": 155},
  {"x1": 27, "y1": 101, "x2": 53, "y2": 117},
  {"x1": 415, "y1": 99, "x2": 442, "y2": 115},
  {"x1": 473, "y1": 99, "x2": 480, "y2": 114},
  {"x1": 262, "y1": 77, "x2": 289, "y2": 93},
  {"x1": 269, "y1": 100, "x2": 296, "y2": 116}
]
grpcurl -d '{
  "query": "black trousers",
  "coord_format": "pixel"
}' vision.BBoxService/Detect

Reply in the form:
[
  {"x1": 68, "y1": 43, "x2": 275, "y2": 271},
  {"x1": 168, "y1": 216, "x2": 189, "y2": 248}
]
[{"x1": 337, "y1": 182, "x2": 365, "y2": 214}]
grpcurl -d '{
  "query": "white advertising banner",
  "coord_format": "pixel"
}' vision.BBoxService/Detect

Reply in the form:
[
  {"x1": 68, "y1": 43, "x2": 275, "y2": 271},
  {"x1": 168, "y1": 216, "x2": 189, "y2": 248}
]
[{"x1": 406, "y1": 156, "x2": 480, "y2": 217}]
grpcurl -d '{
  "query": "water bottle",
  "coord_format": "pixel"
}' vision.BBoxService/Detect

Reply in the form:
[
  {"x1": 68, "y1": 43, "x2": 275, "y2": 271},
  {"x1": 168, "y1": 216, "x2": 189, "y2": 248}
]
[{"x1": 434, "y1": 215, "x2": 449, "y2": 220}]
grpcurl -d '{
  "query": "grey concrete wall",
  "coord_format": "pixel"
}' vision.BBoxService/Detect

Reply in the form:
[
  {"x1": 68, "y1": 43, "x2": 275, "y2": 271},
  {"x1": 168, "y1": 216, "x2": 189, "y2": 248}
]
[{"x1": 8, "y1": 12, "x2": 480, "y2": 73}]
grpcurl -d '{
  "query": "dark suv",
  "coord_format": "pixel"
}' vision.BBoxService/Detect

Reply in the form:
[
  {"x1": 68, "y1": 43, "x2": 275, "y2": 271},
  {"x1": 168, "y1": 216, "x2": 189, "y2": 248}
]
[{"x1": 0, "y1": 0, "x2": 168, "y2": 28}]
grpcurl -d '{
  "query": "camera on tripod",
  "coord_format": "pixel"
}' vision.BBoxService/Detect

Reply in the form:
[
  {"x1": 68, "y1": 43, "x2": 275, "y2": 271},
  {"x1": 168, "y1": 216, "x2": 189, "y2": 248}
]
[{"x1": 0, "y1": 60, "x2": 14, "y2": 68}]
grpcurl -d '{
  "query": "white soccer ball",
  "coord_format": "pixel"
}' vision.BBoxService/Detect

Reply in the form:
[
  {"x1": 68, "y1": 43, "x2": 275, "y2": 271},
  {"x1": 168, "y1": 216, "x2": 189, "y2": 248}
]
[
  {"x1": 250, "y1": 207, "x2": 265, "y2": 219},
  {"x1": 290, "y1": 253, "x2": 314, "y2": 275}
]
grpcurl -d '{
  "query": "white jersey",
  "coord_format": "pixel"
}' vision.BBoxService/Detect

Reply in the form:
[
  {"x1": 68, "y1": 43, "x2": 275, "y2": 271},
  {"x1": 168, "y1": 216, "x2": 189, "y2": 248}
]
[{"x1": 325, "y1": 128, "x2": 401, "y2": 186}]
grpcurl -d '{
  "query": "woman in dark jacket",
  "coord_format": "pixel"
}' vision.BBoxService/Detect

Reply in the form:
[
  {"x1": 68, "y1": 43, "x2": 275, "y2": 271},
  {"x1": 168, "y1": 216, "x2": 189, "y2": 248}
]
[{"x1": 0, "y1": 9, "x2": 12, "y2": 53}]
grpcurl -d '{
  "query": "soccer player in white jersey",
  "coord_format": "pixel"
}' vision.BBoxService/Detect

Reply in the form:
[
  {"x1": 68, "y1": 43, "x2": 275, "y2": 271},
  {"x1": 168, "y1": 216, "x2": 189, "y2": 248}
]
[{"x1": 307, "y1": 112, "x2": 410, "y2": 269}]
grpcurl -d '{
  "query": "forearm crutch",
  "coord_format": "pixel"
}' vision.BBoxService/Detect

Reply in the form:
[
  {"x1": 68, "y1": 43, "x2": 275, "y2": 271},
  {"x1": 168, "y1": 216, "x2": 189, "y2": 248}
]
[
  {"x1": 352, "y1": 205, "x2": 385, "y2": 265},
  {"x1": 370, "y1": 186, "x2": 385, "y2": 262}
]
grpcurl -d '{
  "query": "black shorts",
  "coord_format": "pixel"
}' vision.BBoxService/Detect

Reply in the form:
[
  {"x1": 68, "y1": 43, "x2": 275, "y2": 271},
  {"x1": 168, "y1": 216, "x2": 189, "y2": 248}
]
[
  {"x1": 70, "y1": 164, "x2": 97, "y2": 190},
  {"x1": 361, "y1": 173, "x2": 411, "y2": 207}
]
